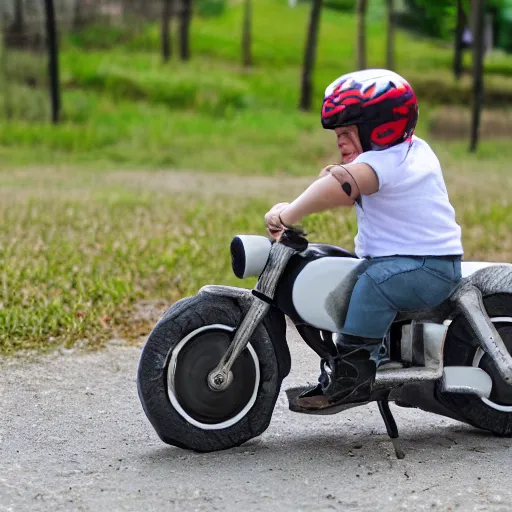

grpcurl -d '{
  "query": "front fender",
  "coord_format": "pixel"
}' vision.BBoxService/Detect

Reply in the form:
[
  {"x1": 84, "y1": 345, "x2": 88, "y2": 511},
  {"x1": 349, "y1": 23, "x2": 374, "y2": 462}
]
[{"x1": 199, "y1": 285, "x2": 291, "y2": 379}]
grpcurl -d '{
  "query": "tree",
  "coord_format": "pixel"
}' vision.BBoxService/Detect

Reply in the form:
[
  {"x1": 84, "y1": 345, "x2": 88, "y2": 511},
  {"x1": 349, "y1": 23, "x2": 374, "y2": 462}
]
[
  {"x1": 453, "y1": 0, "x2": 466, "y2": 80},
  {"x1": 470, "y1": 0, "x2": 485, "y2": 152},
  {"x1": 43, "y1": 0, "x2": 60, "y2": 124},
  {"x1": 385, "y1": 0, "x2": 395, "y2": 70},
  {"x1": 242, "y1": 0, "x2": 252, "y2": 67},
  {"x1": 404, "y1": 0, "x2": 457, "y2": 39},
  {"x1": 73, "y1": 0, "x2": 86, "y2": 31},
  {"x1": 162, "y1": 0, "x2": 173, "y2": 62},
  {"x1": 405, "y1": 0, "x2": 502, "y2": 40},
  {"x1": 356, "y1": 0, "x2": 367, "y2": 69},
  {"x1": 299, "y1": 0, "x2": 323, "y2": 111},
  {"x1": 179, "y1": 0, "x2": 192, "y2": 61},
  {"x1": 1, "y1": 14, "x2": 12, "y2": 120},
  {"x1": 4, "y1": 0, "x2": 26, "y2": 48}
]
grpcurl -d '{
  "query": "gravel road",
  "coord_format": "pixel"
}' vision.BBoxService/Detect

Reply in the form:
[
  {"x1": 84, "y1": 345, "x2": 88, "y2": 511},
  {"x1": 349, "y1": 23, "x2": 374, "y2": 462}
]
[{"x1": 2, "y1": 325, "x2": 512, "y2": 512}]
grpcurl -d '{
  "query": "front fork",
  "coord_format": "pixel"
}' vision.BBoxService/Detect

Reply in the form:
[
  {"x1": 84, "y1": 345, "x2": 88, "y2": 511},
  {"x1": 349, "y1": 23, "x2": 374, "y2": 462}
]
[
  {"x1": 452, "y1": 284, "x2": 512, "y2": 385},
  {"x1": 207, "y1": 242, "x2": 297, "y2": 392}
]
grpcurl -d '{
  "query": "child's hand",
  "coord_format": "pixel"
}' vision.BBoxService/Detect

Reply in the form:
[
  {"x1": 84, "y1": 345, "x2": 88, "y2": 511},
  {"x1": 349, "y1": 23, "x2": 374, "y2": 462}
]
[{"x1": 264, "y1": 202, "x2": 289, "y2": 240}]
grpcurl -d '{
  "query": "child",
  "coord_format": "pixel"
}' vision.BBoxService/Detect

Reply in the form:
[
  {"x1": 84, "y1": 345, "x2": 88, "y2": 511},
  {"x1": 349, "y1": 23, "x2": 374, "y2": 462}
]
[{"x1": 265, "y1": 69, "x2": 463, "y2": 409}]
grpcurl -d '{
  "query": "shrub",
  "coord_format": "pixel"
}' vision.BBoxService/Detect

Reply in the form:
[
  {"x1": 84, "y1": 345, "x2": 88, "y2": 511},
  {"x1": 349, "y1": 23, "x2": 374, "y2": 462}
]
[
  {"x1": 299, "y1": 0, "x2": 355, "y2": 12},
  {"x1": 196, "y1": 0, "x2": 227, "y2": 17},
  {"x1": 323, "y1": 0, "x2": 355, "y2": 12}
]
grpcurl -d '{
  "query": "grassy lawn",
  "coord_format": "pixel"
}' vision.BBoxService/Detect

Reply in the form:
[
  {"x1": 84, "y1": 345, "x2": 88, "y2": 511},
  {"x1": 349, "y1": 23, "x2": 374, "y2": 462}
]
[
  {"x1": 1, "y1": 155, "x2": 510, "y2": 353},
  {"x1": 0, "y1": 0, "x2": 511, "y2": 352},
  {"x1": 2, "y1": 0, "x2": 512, "y2": 171}
]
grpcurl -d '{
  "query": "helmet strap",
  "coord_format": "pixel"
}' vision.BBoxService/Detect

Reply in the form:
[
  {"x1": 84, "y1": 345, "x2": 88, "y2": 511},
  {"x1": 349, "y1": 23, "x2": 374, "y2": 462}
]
[{"x1": 356, "y1": 124, "x2": 372, "y2": 152}]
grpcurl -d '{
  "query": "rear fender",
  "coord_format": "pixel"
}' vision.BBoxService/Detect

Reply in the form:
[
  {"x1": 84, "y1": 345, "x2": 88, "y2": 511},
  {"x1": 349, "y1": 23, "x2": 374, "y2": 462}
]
[{"x1": 460, "y1": 263, "x2": 512, "y2": 294}]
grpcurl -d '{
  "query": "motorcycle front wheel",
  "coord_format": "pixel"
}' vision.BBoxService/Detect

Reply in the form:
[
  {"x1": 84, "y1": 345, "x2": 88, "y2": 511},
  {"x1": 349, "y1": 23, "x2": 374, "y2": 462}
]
[{"x1": 137, "y1": 291, "x2": 282, "y2": 452}]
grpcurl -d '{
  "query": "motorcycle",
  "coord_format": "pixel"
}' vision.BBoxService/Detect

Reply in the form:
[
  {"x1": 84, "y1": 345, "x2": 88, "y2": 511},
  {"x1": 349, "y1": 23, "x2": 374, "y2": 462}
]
[{"x1": 137, "y1": 228, "x2": 512, "y2": 458}]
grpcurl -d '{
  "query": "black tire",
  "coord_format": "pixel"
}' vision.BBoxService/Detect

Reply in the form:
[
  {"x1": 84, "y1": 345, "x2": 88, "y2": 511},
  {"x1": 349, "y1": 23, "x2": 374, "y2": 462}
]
[
  {"x1": 137, "y1": 291, "x2": 283, "y2": 452},
  {"x1": 440, "y1": 293, "x2": 512, "y2": 436}
]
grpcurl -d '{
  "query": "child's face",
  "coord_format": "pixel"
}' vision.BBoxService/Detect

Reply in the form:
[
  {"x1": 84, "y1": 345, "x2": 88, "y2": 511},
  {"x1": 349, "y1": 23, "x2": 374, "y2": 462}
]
[{"x1": 334, "y1": 125, "x2": 363, "y2": 164}]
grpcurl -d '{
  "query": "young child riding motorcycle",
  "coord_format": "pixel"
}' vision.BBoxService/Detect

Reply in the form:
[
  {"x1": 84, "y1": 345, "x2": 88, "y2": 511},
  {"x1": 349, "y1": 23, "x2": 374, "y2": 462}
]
[{"x1": 265, "y1": 69, "x2": 464, "y2": 410}]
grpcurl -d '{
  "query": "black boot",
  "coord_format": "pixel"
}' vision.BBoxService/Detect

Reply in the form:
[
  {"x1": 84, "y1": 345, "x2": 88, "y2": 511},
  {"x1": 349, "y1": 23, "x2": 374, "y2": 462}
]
[
  {"x1": 287, "y1": 357, "x2": 342, "y2": 412},
  {"x1": 322, "y1": 334, "x2": 382, "y2": 404}
]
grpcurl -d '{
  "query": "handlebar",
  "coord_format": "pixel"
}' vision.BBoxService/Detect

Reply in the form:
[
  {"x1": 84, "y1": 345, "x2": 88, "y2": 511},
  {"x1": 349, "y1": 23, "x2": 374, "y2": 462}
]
[{"x1": 278, "y1": 226, "x2": 309, "y2": 252}]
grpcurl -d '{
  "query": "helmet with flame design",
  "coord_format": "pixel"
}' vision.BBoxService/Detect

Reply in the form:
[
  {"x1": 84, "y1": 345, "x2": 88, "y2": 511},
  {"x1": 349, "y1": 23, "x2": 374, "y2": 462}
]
[{"x1": 321, "y1": 69, "x2": 419, "y2": 152}]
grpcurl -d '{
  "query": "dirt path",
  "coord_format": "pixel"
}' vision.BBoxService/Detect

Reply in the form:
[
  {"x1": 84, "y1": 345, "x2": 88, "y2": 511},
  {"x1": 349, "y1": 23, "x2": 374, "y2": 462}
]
[{"x1": 2, "y1": 325, "x2": 512, "y2": 512}]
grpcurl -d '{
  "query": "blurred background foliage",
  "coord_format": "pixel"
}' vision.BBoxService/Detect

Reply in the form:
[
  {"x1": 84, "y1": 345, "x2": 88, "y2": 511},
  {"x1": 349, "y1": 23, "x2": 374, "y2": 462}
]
[{"x1": 1, "y1": 0, "x2": 512, "y2": 170}]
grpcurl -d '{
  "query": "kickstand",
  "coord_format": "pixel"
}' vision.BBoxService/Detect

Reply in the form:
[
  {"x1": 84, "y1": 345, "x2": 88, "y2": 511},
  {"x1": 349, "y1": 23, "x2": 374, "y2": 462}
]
[{"x1": 377, "y1": 397, "x2": 405, "y2": 459}]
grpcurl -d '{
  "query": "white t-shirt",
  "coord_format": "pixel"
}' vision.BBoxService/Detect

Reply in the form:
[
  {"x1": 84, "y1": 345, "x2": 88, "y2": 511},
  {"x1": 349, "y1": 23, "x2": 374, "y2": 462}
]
[{"x1": 351, "y1": 136, "x2": 464, "y2": 258}]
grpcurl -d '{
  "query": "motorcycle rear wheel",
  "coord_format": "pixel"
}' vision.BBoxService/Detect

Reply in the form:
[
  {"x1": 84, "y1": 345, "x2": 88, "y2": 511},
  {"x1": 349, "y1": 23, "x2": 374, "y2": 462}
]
[{"x1": 441, "y1": 293, "x2": 512, "y2": 436}]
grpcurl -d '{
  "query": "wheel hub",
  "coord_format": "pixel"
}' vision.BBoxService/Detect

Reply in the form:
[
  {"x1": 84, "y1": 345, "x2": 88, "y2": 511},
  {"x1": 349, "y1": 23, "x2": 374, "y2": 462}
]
[
  {"x1": 208, "y1": 369, "x2": 234, "y2": 391},
  {"x1": 167, "y1": 327, "x2": 259, "y2": 428}
]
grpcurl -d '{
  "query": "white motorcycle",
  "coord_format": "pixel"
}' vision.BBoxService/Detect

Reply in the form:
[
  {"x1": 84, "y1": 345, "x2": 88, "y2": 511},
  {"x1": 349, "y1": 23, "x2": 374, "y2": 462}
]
[{"x1": 137, "y1": 228, "x2": 512, "y2": 457}]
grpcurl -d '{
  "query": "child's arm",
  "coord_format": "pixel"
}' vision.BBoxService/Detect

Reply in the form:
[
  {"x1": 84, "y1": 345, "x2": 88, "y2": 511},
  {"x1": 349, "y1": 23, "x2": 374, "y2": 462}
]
[{"x1": 277, "y1": 163, "x2": 378, "y2": 226}]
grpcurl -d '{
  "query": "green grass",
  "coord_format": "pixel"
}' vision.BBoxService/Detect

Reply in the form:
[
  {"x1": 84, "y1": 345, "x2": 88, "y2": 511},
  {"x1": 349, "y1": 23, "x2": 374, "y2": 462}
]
[
  {"x1": 0, "y1": 96, "x2": 332, "y2": 173},
  {"x1": 0, "y1": 173, "x2": 259, "y2": 352},
  {"x1": 0, "y1": 1, "x2": 511, "y2": 352},
  {"x1": 2, "y1": 0, "x2": 512, "y2": 170},
  {"x1": 0, "y1": 158, "x2": 510, "y2": 353}
]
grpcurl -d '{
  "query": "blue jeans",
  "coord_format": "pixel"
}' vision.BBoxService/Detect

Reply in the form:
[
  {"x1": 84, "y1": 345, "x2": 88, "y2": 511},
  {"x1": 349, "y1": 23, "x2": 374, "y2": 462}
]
[{"x1": 342, "y1": 256, "x2": 462, "y2": 339}]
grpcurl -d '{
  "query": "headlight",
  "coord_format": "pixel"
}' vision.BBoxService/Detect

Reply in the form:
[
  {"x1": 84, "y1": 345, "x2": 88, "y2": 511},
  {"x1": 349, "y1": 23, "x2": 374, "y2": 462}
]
[{"x1": 230, "y1": 235, "x2": 271, "y2": 279}]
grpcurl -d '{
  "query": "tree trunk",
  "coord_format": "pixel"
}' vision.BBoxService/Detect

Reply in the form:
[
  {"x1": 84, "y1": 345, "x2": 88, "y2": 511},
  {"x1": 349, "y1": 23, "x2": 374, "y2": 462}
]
[
  {"x1": 5, "y1": 0, "x2": 25, "y2": 47},
  {"x1": 14, "y1": 0, "x2": 24, "y2": 31},
  {"x1": 356, "y1": 0, "x2": 367, "y2": 69},
  {"x1": 121, "y1": 0, "x2": 130, "y2": 21},
  {"x1": 242, "y1": 0, "x2": 252, "y2": 67},
  {"x1": 453, "y1": 0, "x2": 465, "y2": 80},
  {"x1": 299, "y1": 0, "x2": 322, "y2": 111},
  {"x1": 470, "y1": 0, "x2": 485, "y2": 152},
  {"x1": 1, "y1": 17, "x2": 12, "y2": 120},
  {"x1": 162, "y1": 0, "x2": 173, "y2": 62},
  {"x1": 43, "y1": 0, "x2": 60, "y2": 124},
  {"x1": 179, "y1": 0, "x2": 192, "y2": 61},
  {"x1": 73, "y1": 0, "x2": 85, "y2": 31},
  {"x1": 385, "y1": 0, "x2": 394, "y2": 70}
]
